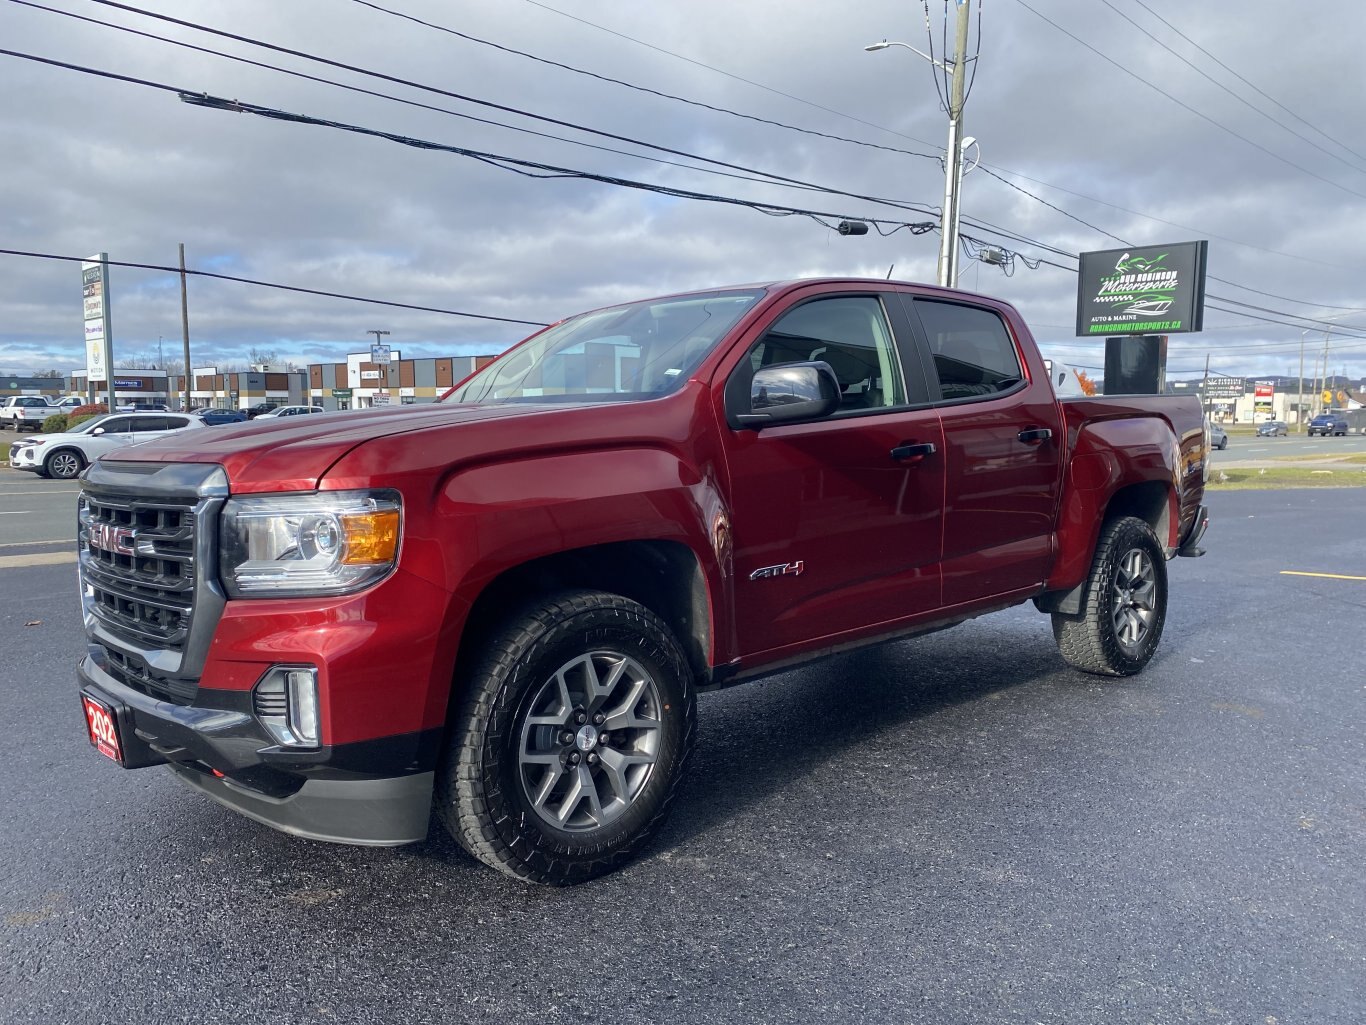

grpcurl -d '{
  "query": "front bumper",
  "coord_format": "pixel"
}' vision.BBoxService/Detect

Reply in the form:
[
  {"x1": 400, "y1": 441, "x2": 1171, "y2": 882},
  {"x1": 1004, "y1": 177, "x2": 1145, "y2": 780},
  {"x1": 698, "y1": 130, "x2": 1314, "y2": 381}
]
[
  {"x1": 8, "y1": 441, "x2": 42, "y2": 469},
  {"x1": 78, "y1": 652, "x2": 434, "y2": 846}
]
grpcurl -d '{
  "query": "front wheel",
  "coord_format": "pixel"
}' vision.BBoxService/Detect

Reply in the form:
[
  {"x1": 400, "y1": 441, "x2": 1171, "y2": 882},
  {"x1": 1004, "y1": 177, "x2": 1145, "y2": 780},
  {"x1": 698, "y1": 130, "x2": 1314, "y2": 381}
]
[
  {"x1": 437, "y1": 590, "x2": 696, "y2": 884},
  {"x1": 1052, "y1": 516, "x2": 1168, "y2": 677},
  {"x1": 45, "y1": 449, "x2": 85, "y2": 479}
]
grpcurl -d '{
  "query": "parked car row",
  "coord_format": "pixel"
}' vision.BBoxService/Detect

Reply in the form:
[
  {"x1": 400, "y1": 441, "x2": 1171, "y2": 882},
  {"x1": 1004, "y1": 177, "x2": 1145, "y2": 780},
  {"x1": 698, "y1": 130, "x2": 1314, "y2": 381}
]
[{"x1": 8, "y1": 412, "x2": 205, "y2": 479}]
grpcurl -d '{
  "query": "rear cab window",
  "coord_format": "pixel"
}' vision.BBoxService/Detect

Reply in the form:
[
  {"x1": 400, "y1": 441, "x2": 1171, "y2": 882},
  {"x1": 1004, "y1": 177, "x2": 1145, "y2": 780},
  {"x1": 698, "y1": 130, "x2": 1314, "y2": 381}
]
[{"x1": 909, "y1": 299, "x2": 1025, "y2": 402}]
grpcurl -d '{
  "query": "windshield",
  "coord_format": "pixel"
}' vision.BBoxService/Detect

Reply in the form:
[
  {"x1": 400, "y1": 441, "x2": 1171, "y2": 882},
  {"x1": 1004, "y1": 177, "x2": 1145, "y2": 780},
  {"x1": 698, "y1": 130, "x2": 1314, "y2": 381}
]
[{"x1": 446, "y1": 289, "x2": 764, "y2": 405}]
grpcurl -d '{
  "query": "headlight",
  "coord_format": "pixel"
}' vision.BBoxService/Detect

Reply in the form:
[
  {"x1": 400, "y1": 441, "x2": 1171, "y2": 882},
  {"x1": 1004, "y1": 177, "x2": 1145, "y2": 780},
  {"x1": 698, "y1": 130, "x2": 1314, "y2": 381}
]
[{"x1": 219, "y1": 489, "x2": 401, "y2": 598}]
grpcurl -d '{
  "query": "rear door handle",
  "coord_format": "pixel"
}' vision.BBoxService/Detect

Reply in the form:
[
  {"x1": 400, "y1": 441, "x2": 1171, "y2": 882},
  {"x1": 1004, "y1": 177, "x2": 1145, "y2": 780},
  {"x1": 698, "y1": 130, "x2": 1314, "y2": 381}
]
[
  {"x1": 1017, "y1": 427, "x2": 1052, "y2": 444},
  {"x1": 891, "y1": 442, "x2": 936, "y2": 462}
]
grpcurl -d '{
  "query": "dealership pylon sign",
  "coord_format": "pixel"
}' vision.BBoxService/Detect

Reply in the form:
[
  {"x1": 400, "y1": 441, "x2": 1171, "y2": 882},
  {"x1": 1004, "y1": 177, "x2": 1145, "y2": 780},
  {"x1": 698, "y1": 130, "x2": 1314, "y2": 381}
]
[
  {"x1": 1076, "y1": 241, "x2": 1208, "y2": 337},
  {"x1": 81, "y1": 252, "x2": 115, "y2": 403}
]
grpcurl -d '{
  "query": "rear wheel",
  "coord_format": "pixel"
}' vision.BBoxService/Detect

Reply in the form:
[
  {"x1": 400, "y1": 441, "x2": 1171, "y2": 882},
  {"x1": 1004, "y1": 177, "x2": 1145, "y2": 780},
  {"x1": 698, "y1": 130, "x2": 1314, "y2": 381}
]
[
  {"x1": 1052, "y1": 516, "x2": 1168, "y2": 677},
  {"x1": 437, "y1": 590, "x2": 696, "y2": 884},
  {"x1": 45, "y1": 449, "x2": 85, "y2": 479}
]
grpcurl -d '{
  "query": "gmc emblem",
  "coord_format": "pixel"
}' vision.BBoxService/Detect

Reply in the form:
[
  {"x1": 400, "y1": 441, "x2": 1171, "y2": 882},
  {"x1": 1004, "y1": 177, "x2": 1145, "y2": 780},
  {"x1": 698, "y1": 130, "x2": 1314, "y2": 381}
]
[{"x1": 89, "y1": 523, "x2": 136, "y2": 556}]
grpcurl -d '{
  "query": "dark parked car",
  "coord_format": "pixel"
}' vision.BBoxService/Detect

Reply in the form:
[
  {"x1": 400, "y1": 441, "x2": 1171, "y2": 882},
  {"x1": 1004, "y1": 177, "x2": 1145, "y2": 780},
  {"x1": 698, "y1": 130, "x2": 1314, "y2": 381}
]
[
  {"x1": 194, "y1": 407, "x2": 248, "y2": 425},
  {"x1": 1307, "y1": 413, "x2": 1348, "y2": 437},
  {"x1": 245, "y1": 402, "x2": 281, "y2": 419},
  {"x1": 1256, "y1": 420, "x2": 1288, "y2": 437}
]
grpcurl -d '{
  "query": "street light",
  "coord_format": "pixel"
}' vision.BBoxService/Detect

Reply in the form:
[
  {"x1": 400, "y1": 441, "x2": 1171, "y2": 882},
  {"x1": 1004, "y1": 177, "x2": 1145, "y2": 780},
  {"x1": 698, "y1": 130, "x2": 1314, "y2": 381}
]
[{"x1": 866, "y1": 7, "x2": 973, "y2": 287}]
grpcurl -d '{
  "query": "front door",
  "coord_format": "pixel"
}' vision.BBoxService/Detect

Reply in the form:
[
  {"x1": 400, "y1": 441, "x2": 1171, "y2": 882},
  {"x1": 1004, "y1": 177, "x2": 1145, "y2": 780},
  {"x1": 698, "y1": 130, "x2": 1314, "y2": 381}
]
[{"x1": 719, "y1": 291, "x2": 945, "y2": 661}]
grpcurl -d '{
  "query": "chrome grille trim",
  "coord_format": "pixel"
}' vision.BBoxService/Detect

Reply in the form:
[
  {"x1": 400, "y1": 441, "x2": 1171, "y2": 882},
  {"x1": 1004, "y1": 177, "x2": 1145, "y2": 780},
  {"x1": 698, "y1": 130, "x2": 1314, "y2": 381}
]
[{"x1": 79, "y1": 461, "x2": 231, "y2": 703}]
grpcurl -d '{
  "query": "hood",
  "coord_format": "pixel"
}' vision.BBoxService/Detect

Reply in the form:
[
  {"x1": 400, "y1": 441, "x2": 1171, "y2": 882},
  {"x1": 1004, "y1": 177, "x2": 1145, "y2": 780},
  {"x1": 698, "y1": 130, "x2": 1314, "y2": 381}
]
[{"x1": 107, "y1": 403, "x2": 555, "y2": 492}]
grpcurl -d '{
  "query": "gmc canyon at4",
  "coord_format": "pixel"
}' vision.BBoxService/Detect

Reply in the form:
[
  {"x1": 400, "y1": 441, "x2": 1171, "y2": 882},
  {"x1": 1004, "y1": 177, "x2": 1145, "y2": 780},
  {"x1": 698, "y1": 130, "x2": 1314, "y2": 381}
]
[{"x1": 74, "y1": 278, "x2": 1209, "y2": 884}]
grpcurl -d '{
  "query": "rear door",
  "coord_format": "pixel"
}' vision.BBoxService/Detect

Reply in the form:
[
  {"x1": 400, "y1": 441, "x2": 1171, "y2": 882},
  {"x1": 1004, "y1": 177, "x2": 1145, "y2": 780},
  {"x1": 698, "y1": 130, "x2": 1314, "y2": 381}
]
[
  {"x1": 718, "y1": 287, "x2": 945, "y2": 659},
  {"x1": 900, "y1": 295, "x2": 1063, "y2": 606}
]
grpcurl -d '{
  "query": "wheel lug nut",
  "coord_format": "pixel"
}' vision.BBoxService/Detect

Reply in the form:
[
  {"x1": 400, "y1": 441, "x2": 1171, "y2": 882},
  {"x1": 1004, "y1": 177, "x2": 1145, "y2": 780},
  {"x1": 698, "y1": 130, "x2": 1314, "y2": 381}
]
[
  {"x1": 568, "y1": 752, "x2": 581, "y2": 765},
  {"x1": 587, "y1": 752, "x2": 598, "y2": 765},
  {"x1": 593, "y1": 712, "x2": 605, "y2": 725},
  {"x1": 560, "y1": 731, "x2": 574, "y2": 744},
  {"x1": 575, "y1": 712, "x2": 587, "y2": 725},
  {"x1": 598, "y1": 733, "x2": 609, "y2": 746}
]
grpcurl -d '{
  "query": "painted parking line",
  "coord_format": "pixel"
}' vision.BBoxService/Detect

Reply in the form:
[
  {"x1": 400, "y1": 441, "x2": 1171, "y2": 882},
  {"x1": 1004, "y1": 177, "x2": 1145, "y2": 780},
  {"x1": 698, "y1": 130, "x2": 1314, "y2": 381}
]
[
  {"x1": 0, "y1": 489, "x2": 81, "y2": 496},
  {"x1": 1280, "y1": 570, "x2": 1366, "y2": 582},
  {"x1": 0, "y1": 551, "x2": 77, "y2": 568},
  {"x1": 0, "y1": 539, "x2": 72, "y2": 548}
]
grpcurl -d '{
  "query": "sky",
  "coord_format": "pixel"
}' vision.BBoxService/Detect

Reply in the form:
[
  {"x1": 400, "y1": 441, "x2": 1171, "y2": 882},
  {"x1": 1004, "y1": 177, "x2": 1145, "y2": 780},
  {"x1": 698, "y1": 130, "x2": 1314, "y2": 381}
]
[{"x1": 4, "y1": 0, "x2": 1366, "y2": 386}]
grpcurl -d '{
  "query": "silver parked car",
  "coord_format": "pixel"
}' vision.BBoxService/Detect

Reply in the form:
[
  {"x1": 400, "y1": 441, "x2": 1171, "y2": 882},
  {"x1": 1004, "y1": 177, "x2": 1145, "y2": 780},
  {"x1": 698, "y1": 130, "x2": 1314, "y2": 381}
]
[
  {"x1": 254, "y1": 405, "x2": 325, "y2": 418},
  {"x1": 1207, "y1": 422, "x2": 1228, "y2": 450},
  {"x1": 8, "y1": 411, "x2": 205, "y2": 479}
]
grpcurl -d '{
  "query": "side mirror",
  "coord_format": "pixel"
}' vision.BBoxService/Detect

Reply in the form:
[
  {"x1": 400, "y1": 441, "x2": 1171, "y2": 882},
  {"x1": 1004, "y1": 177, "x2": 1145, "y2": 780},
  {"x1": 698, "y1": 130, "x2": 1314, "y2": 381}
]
[
  {"x1": 91, "y1": 427, "x2": 105, "y2": 436},
  {"x1": 735, "y1": 361, "x2": 841, "y2": 428}
]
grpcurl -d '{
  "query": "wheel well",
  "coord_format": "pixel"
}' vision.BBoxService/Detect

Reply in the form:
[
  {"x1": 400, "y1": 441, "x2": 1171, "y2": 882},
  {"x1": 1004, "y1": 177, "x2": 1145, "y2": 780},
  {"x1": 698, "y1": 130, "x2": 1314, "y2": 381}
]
[
  {"x1": 1104, "y1": 481, "x2": 1171, "y2": 546},
  {"x1": 453, "y1": 540, "x2": 710, "y2": 703}
]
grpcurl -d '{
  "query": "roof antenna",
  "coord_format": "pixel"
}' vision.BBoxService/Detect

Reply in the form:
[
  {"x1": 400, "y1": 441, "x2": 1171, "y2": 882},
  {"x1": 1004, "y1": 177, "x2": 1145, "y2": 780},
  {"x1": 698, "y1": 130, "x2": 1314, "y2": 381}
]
[{"x1": 886, "y1": 264, "x2": 895, "y2": 280}]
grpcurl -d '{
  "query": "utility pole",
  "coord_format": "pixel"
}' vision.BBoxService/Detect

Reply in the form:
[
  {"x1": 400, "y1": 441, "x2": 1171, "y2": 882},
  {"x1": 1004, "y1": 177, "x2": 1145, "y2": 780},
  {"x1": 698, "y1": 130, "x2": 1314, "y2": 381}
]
[
  {"x1": 936, "y1": 0, "x2": 973, "y2": 288},
  {"x1": 1297, "y1": 329, "x2": 1308, "y2": 432},
  {"x1": 1200, "y1": 353, "x2": 1210, "y2": 424},
  {"x1": 367, "y1": 329, "x2": 390, "y2": 349},
  {"x1": 179, "y1": 243, "x2": 192, "y2": 412},
  {"x1": 1321, "y1": 333, "x2": 1331, "y2": 413}
]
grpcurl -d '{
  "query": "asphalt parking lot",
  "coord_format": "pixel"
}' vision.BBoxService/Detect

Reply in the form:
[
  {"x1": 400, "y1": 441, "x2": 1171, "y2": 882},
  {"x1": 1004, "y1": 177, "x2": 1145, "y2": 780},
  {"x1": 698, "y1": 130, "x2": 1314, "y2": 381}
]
[{"x1": 1, "y1": 484, "x2": 1362, "y2": 1025}]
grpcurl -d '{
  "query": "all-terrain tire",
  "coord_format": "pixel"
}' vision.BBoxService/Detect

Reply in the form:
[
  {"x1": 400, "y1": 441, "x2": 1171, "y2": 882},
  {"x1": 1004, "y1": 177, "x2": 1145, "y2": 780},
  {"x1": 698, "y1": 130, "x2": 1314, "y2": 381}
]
[
  {"x1": 1052, "y1": 515, "x2": 1168, "y2": 677},
  {"x1": 436, "y1": 590, "x2": 696, "y2": 885}
]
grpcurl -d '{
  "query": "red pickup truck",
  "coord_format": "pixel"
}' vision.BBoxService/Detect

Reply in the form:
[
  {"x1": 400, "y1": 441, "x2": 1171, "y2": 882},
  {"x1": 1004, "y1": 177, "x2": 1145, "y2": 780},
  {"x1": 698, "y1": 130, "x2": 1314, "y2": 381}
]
[{"x1": 75, "y1": 278, "x2": 1208, "y2": 884}]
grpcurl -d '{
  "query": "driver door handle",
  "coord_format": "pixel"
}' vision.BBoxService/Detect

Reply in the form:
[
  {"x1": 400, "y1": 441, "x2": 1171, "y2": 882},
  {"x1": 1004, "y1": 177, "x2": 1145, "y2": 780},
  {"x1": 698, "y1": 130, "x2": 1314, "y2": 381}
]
[
  {"x1": 891, "y1": 442, "x2": 936, "y2": 462},
  {"x1": 1017, "y1": 427, "x2": 1052, "y2": 444}
]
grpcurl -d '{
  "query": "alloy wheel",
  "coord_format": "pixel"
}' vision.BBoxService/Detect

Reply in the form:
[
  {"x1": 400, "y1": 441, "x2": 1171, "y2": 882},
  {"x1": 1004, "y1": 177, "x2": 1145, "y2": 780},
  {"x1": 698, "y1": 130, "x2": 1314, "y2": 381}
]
[{"x1": 517, "y1": 651, "x2": 662, "y2": 833}]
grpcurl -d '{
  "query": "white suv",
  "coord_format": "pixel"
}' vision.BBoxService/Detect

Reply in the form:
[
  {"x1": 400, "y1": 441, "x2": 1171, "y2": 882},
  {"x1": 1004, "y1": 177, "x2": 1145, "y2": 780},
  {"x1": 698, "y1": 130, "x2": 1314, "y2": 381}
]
[
  {"x1": 254, "y1": 405, "x2": 325, "y2": 418},
  {"x1": 8, "y1": 412, "x2": 205, "y2": 479}
]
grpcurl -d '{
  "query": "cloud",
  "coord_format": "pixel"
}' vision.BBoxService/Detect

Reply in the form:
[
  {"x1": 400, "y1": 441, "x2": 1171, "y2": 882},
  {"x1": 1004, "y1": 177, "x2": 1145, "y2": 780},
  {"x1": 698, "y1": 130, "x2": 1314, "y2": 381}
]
[{"x1": 3, "y1": 0, "x2": 1365, "y2": 383}]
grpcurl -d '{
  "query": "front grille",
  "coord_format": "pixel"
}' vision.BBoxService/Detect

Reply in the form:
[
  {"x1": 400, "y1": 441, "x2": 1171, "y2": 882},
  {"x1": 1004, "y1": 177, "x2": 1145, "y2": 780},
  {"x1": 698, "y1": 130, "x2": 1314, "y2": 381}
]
[{"x1": 81, "y1": 492, "x2": 198, "y2": 651}]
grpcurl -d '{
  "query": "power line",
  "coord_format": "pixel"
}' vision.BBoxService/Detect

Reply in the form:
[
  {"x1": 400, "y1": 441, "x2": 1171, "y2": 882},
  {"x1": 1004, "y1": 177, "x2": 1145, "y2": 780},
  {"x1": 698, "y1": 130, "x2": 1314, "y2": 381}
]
[
  {"x1": 1008, "y1": 0, "x2": 1366, "y2": 201},
  {"x1": 7, "y1": 22, "x2": 1358, "y2": 347},
  {"x1": 1097, "y1": 0, "x2": 1366, "y2": 176},
  {"x1": 66, "y1": 0, "x2": 946, "y2": 221},
  {"x1": 348, "y1": 0, "x2": 944, "y2": 165},
  {"x1": 517, "y1": 0, "x2": 935, "y2": 148},
  {"x1": 1128, "y1": 0, "x2": 1366, "y2": 167},
  {"x1": 57, "y1": 0, "x2": 1351, "y2": 311},
  {"x1": 0, "y1": 248, "x2": 551, "y2": 326}
]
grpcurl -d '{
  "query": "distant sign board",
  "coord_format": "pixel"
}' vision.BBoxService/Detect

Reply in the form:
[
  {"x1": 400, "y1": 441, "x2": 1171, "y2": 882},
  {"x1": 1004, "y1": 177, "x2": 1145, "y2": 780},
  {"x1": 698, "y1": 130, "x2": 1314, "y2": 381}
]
[
  {"x1": 112, "y1": 379, "x2": 144, "y2": 389},
  {"x1": 1076, "y1": 241, "x2": 1208, "y2": 336},
  {"x1": 370, "y1": 343, "x2": 391, "y2": 365},
  {"x1": 1204, "y1": 375, "x2": 1244, "y2": 399}
]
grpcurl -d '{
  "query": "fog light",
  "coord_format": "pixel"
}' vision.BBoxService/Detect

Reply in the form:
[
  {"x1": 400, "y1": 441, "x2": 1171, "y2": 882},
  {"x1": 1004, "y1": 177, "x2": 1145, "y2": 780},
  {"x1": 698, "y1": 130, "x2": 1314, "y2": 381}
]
[{"x1": 253, "y1": 666, "x2": 320, "y2": 747}]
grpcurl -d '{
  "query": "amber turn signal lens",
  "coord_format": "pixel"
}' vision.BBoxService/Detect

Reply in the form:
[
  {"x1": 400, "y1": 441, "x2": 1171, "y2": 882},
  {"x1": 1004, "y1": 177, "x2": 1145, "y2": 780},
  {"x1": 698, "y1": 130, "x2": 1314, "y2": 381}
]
[{"x1": 339, "y1": 509, "x2": 400, "y2": 565}]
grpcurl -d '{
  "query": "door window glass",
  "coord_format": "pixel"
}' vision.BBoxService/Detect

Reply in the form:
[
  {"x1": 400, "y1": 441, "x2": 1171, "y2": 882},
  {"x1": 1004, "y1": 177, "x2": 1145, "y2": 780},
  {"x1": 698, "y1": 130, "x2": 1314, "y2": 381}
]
[
  {"x1": 748, "y1": 296, "x2": 906, "y2": 411},
  {"x1": 915, "y1": 300, "x2": 1023, "y2": 401}
]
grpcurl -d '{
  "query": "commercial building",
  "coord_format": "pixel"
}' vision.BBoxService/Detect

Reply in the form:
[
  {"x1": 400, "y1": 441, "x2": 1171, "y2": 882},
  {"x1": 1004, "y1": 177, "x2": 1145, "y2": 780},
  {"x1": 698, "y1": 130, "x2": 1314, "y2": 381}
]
[{"x1": 306, "y1": 352, "x2": 496, "y2": 410}]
